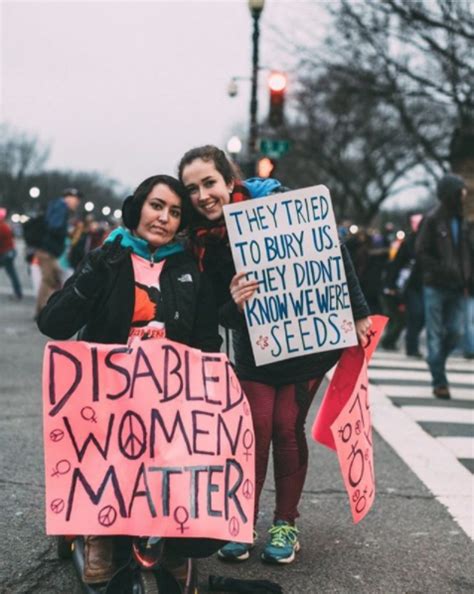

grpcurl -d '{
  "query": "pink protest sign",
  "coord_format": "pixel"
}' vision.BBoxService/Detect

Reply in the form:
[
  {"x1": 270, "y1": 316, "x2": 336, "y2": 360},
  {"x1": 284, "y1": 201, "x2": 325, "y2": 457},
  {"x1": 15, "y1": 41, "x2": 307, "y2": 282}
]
[
  {"x1": 330, "y1": 362, "x2": 374, "y2": 523},
  {"x1": 311, "y1": 315, "x2": 387, "y2": 522},
  {"x1": 42, "y1": 339, "x2": 255, "y2": 542},
  {"x1": 312, "y1": 315, "x2": 387, "y2": 449}
]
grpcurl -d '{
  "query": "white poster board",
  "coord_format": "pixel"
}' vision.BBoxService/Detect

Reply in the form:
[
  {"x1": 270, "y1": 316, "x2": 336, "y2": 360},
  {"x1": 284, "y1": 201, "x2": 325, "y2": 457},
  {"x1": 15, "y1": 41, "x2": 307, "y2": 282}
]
[{"x1": 223, "y1": 185, "x2": 358, "y2": 366}]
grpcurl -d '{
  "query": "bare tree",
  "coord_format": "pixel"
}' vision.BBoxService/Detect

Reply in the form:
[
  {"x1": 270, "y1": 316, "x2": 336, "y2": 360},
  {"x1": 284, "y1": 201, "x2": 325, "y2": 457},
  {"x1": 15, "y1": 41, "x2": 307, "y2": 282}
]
[
  {"x1": 274, "y1": 0, "x2": 473, "y2": 221},
  {"x1": 0, "y1": 123, "x2": 50, "y2": 209}
]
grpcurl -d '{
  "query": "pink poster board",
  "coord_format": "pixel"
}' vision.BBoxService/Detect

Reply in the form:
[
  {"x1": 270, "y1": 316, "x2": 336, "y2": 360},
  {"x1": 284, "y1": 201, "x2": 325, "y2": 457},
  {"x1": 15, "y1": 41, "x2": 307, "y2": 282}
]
[
  {"x1": 312, "y1": 315, "x2": 388, "y2": 522},
  {"x1": 42, "y1": 339, "x2": 255, "y2": 542}
]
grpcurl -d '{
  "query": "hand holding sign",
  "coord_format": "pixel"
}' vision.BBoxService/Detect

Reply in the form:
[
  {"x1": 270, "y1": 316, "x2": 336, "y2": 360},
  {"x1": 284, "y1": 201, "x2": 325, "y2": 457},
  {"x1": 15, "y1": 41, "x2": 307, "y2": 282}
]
[{"x1": 230, "y1": 271, "x2": 260, "y2": 313}]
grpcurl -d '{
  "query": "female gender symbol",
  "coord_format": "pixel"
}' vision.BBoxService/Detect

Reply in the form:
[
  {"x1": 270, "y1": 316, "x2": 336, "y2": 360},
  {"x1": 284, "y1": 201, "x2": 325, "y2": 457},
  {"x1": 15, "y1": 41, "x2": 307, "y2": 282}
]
[
  {"x1": 81, "y1": 406, "x2": 97, "y2": 423},
  {"x1": 173, "y1": 506, "x2": 190, "y2": 534},
  {"x1": 51, "y1": 459, "x2": 71, "y2": 477},
  {"x1": 242, "y1": 430, "x2": 254, "y2": 461}
]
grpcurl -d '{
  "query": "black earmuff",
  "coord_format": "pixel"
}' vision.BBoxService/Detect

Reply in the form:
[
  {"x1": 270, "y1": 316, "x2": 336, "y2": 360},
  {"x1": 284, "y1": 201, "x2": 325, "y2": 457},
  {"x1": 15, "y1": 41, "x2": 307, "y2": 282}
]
[{"x1": 121, "y1": 195, "x2": 141, "y2": 230}]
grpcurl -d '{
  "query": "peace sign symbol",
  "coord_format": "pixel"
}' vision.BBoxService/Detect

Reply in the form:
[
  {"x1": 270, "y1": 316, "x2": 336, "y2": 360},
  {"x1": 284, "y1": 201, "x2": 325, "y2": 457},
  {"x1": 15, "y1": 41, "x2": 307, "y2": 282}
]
[
  {"x1": 228, "y1": 516, "x2": 240, "y2": 537},
  {"x1": 98, "y1": 505, "x2": 117, "y2": 527},
  {"x1": 120, "y1": 413, "x2": 146, "y2": 459},
  {"x1": 242, "y1": 429, "x2": 254, "y2": 461},
  {"x1": 242, "y1": 479, "x2": 253, "y2": 500},
  {"x1": 51, "y1": 459, "x2": 71, "y2": 477},
  {"x1": 173, "y1": 506, "x2": 190, "y2": 534},
  {"x1": 49, "y1": 429, "x2": 64, "y2": 442},
  {"x1": 50, "y1": 498, "x2": 65, "y2": 514}
]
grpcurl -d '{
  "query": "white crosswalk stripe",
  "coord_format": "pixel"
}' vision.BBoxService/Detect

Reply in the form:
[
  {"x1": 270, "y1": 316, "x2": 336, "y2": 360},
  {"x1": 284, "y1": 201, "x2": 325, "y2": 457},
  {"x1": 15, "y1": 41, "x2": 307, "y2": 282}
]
[
  {"x1": 400, "y1": 406, "x2": 474, "y2": 424},
  {"x1": 375, "y1": 384, "x2": 473, "y2": 401},
  {"x1": 436, "y1": 437, "x2": 474, "y2": 459},
  {"x1": 369, "y1": 367, "x2": 473, "y2": 385},
  {"x1": 369, "y1": 350, "x2": 474, "y2": 540}
]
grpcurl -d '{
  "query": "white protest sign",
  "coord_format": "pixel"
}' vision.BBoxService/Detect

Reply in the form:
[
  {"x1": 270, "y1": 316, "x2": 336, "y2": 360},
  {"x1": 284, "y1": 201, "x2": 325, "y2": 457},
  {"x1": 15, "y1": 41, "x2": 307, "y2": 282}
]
[{"x1": 223, "y1": 185, "x2": 358, "y2": 366}]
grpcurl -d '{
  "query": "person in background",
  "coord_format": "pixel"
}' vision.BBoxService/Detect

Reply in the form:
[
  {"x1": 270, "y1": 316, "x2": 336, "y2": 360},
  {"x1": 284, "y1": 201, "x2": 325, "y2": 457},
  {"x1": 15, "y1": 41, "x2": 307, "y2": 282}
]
[
  {"x1": 416, "y1": 174, "x2": 472, "y2": 398},
  {"x1": 37, "y1": 174, "x2": 222, "y2": 587},
  {"x1": 0, "y1": 208, "x2": 23, "y2": 300},
  {"x1": 68, "y1": 214, "x2": 106, "y2": 271},
  {"x1": 383, "y1": 213, "x2": 424, "y2": 357},
  {"x1": 178, "y1": 145, "x2": 371, "y2": 565},
  {"x1": 35, "y1": 188, "x2": 82, "y2": 316}
]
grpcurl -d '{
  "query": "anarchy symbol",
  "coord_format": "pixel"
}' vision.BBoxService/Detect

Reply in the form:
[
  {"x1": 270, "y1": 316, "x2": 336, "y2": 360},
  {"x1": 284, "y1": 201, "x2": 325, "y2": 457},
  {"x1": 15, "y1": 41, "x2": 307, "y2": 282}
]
[
  {"x1": 50, "y1": 498, "x2": 65, "y2": 514},
  {"x1": 49, "y1": 429, "x2": 64, "y2": 442},
  {"x1": 173, "y1": 506, "x2": 190, "y2": 534},
  {"x1": 242, "y1": 479, "x2": 253, "y2": 500},
  {"x1": 228, "y1": 516, "x2": 240, "y2": 537},
  {"x1": 242, "y1": 430, "x2": 254, "y2": 461},
  {"x1": 98, "y1": 505, "x2": 117, "y2": 527}
]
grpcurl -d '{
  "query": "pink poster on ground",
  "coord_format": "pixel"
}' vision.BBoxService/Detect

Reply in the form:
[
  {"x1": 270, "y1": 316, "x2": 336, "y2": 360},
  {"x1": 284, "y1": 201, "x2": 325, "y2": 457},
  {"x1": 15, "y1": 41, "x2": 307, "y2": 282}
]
[
  {"x1": 311, "y1": 315, "x2": 387, "y2": 522},
  {"x1": 42, "y1": 339, "x2": 255, "y2": 542}
]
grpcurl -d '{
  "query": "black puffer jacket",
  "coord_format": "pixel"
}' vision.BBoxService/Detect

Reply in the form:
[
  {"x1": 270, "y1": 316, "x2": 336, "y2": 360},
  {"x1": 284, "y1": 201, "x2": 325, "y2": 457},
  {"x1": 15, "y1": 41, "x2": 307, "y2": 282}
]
[
  {"x1": 416, "y1": 175, "x2": 471, "y2": 291},
  {"x1": 37, "y1": 249, "x2": 222, "y2": 353}
]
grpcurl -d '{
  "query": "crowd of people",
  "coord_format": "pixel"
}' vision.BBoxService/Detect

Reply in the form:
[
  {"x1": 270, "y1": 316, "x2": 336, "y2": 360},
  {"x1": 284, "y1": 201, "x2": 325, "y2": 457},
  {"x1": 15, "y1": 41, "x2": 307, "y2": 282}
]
[
  {"x1": 0, "y1": 153, "x2": 472, "y2": 590},
  {"x1": 343, "y1": 173, "x2": 473, "y2": 399}
]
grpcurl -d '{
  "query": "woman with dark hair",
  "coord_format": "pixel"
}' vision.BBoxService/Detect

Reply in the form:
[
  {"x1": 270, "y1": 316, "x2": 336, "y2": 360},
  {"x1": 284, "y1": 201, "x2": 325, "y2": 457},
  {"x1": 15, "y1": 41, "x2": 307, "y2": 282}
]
[
  {"x1": 178, "y1": 146, "x2": 371, "y2": 565},
  {"x1": 37, "y1": 174, "x2": 222, "y2": 587}
]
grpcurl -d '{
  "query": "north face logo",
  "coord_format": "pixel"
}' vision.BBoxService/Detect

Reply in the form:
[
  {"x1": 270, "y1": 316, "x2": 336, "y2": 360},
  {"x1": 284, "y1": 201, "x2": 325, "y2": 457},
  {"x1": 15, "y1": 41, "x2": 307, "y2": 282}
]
[{"x1": 177, "y1": 274, "x2": 193, "y2": 283}]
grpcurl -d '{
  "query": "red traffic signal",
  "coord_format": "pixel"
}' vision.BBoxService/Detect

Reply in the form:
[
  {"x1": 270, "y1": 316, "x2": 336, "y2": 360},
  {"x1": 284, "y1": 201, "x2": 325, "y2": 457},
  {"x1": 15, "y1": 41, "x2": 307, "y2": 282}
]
[{"x1": 268, "y1": 72, "x2": 287, "y2": 128}]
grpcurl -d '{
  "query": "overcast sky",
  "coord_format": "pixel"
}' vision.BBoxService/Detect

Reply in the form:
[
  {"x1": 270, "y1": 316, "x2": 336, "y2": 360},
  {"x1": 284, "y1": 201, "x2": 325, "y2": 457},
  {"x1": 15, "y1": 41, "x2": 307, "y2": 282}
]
[{"x1": 1, "y1": 0, "x2": 315, "y2": 192}]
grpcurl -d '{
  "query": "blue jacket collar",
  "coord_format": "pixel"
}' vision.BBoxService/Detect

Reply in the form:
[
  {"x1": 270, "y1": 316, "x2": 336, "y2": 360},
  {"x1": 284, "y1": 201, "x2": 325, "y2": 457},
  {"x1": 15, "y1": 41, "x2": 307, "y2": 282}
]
[{"x1": 104, "y1": 227, "x2": 184, "y2": 262}]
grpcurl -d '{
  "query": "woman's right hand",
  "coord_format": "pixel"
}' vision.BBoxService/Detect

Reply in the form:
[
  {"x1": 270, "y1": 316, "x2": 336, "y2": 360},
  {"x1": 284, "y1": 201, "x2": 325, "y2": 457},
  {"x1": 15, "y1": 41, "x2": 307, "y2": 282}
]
[
  {"x1": 75, "y1": 236, "x2": 131, "y2": 299},
  {"x1": 230, "y1": 271, "x2": 260, "y2": 312}
]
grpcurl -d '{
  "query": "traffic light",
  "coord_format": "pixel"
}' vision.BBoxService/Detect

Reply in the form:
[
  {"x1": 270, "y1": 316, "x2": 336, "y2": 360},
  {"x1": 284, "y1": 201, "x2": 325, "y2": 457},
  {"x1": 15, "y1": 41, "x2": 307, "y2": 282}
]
[
  {"x1": 257, "y1": 157, "x2": 276, "y2": 178},
  {"x1": 268, "y1": 71, "x2": 287, "y2": 128}
]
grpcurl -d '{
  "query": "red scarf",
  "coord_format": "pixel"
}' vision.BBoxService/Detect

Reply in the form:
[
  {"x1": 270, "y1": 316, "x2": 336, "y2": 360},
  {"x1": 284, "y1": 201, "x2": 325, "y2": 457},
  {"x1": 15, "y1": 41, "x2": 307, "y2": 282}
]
[{"x1": 190, "y1": 181, "x2": 250, "y2": 271}]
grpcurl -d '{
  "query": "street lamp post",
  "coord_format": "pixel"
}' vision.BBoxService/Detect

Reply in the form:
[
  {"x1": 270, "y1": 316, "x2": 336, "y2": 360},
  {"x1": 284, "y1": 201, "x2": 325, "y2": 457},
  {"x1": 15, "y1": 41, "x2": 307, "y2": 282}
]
[{"x1": 248, "y1": 0, "x2": 265, "y2": 172}]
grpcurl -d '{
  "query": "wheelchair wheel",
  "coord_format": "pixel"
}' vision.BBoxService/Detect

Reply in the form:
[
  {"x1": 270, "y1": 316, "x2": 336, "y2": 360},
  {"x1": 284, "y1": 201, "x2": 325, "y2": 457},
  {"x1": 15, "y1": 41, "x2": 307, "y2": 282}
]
[
  {"x1": 139, "y1": 571, "x2": 160, "y2": 594},
  {"x1": 57, "y1": 535, "x2": 73, "y2": 560}
]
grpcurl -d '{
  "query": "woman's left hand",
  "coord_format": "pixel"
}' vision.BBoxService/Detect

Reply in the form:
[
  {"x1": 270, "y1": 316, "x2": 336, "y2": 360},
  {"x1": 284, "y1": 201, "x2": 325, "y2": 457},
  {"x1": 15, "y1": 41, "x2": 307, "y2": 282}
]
[
  {"x1": 230, "y1": 271, "x2": 260, "y2": 312},
  {"x1": 355, "y1": 316, "x2": 372, "y2": 346}
]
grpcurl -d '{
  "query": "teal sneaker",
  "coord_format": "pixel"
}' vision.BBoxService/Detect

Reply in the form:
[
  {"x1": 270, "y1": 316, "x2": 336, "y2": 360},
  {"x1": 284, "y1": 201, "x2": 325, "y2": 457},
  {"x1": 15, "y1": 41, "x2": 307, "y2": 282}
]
[
  {"x1": 261, "y1": 520, "x2": 300, "y2": 564},
  {"x1": 217, "y1": 531, "x2": 257, "y2": 562}
]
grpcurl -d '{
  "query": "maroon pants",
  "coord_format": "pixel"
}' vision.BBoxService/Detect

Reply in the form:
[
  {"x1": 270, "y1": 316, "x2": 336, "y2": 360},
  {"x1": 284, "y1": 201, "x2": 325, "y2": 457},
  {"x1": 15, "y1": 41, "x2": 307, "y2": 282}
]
[{"x1": 240, "y1": 378, "x2": 322, "y2": 524}]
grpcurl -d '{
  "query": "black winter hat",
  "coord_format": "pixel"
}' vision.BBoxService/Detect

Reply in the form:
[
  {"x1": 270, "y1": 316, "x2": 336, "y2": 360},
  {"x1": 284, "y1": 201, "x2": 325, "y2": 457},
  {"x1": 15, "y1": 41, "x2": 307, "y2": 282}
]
[{"x1": 437, "y1": 174, "x2": 465, "y2": 203}]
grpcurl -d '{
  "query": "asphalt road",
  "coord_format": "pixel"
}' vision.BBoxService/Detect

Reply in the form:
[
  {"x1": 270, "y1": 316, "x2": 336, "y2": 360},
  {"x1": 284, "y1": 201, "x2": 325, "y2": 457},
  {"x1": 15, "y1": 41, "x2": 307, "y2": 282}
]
[{"x1": 0, "y1": 248, "x2": 473, "y2": 594}]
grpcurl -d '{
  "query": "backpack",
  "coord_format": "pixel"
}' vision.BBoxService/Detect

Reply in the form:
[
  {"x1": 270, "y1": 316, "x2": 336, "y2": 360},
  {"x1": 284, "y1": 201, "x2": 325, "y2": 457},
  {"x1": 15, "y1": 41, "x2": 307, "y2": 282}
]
[{"x1": 22, "y1": 214, "x2": 46, "y2": 248}]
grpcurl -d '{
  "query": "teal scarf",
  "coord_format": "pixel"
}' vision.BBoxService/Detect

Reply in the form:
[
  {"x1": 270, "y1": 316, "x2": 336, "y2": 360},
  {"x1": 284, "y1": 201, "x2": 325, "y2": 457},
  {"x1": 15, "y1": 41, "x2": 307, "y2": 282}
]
[{"x1": 104, "y1": 226, "x2": 184, "y2": 262}]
